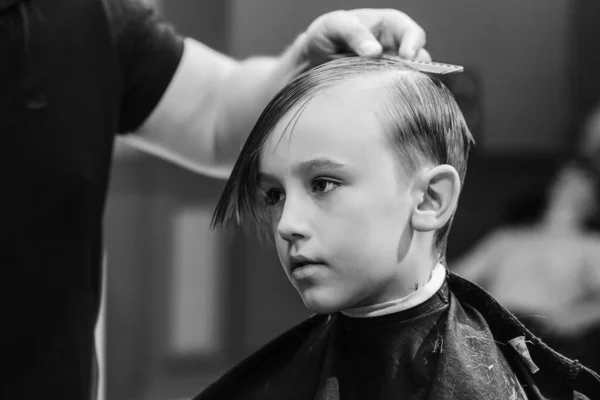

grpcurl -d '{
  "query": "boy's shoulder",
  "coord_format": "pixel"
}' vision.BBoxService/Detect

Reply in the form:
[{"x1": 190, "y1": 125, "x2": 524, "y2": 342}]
[
  {"x1": 447, "y1": 272, "x2": 600, "y2": 400},
  {"x1": 193, "y1": 313, "x2": 333, "y2": 400}
]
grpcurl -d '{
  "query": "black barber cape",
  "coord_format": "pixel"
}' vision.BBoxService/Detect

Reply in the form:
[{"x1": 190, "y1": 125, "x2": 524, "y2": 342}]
[{"x1": 195, "y1": 273, "x2": 600, "y2": 400}]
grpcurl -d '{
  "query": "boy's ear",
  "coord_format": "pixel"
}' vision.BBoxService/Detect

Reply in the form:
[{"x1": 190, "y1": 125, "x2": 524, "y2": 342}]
[{"x1": 411, "y1": 165, "x2": 461, "y2": 232}]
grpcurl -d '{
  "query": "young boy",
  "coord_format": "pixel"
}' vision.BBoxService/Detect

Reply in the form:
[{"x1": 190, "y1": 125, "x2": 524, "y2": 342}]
[{"x1": 196, "y1": 57, "x2": 600, "y2": 399}]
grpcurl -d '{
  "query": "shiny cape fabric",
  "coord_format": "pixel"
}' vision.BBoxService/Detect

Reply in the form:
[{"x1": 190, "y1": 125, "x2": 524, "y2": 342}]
[{"x1": 194, "y1": 273, "x2": 600, "y2": 400}]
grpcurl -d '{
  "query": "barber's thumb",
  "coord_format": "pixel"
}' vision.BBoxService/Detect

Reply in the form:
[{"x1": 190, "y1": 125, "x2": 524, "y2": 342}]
[{"x1": 342, "y1": 23, "x2": 382, "y2": 56}]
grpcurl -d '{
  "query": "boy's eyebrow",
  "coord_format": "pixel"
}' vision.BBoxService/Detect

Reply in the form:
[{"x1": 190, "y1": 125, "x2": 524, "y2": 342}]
[
  {"x1": 258, "y1": 158, "x2": 347, "y2": 183},
  {"x1": 293, "y1": 158, "x2": 347, "y2": 175}
]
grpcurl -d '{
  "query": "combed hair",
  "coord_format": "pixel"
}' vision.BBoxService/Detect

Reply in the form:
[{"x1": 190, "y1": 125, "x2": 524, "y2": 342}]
[{"x1": 212, "y1": 55, "x2": 475, "y2": 258}]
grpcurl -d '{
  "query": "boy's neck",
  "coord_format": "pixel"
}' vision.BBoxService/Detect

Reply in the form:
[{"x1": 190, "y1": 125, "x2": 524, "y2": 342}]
[
  {"x1": 399, "y1": 233, "x2": 439, "y2": 292},
  {"x1": 351, "y1": 233, "x2": 439, "y2": 309},
  {"x1": 342, "y1": 263, "x2": 446, "y2": 318}
]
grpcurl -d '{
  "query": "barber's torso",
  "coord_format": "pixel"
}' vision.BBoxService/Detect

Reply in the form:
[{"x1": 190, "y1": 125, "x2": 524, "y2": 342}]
[{"x1": 1, "y1": 0, "x2": 120, "y2": 397}]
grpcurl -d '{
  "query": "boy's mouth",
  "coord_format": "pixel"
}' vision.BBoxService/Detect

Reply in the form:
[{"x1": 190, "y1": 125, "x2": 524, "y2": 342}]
[
  {"x1": 289, "y1": 255, "x2": 325, "y2": 271},
  {"x1": 289, "y1": 256, "x2": 327, "y2": 280}
]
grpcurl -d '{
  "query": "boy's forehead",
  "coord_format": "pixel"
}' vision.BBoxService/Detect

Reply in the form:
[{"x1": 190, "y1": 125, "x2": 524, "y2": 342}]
[
  {"x1": 259, "y1": 81, "x2": 405, "y2": 176},
  {"x1": 267, "y1": 79, "x2": 390, "y2": 146}
]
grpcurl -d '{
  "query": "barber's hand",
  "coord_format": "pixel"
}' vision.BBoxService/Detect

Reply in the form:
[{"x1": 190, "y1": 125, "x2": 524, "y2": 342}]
[{"x1": 299, "y1": 9, "x2": 430, "y2": 66}]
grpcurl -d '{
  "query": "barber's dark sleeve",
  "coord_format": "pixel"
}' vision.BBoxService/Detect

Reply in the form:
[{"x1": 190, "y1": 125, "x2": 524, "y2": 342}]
[{"x1": 104, "y1": 0, "x2": 185, "y2": 133}]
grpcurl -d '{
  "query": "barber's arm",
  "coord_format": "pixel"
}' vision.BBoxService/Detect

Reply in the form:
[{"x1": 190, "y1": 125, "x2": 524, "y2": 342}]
[{"x1": 127, "y1": 9, "x2": 429, "y2": 178}]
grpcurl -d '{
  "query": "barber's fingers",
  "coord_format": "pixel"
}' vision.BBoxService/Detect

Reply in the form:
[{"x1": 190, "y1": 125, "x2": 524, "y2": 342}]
[
  {"x1": 393, "y1": 14, "x2": 427, "y2": 60},
  {"x1": 414, "y1": 48, "x2": 432, "y2": 62},
  {"x1": 395, "y1": 19, "x2": 427, "y2": 60},
  {"x1": 303, "y1": 9, "x2": 428, "y2": 65},
  {"x1": 348, "y1": 8, "x2": 427, "y2": 59},
  {"x1": 303, "y1": 11, "x2": 382, "y2": 65}
]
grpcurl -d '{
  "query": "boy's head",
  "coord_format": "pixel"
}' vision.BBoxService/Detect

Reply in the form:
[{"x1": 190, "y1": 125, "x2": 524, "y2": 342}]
[{"x1": 213, "y1": 56, "x2": 474, "y2": 313}]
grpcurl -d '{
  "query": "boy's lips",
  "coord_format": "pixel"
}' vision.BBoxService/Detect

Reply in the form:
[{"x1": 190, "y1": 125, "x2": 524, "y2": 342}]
[
  {"x1": 289, "y1": 256, "x2": 327, "y2": 280},
  {"x1": 289, "y1": 255, "x2": 326, "y2": 271}
]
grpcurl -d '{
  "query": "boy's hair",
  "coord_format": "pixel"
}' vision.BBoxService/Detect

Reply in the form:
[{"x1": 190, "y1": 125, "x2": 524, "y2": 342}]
[{"x1": 212, "y1": 56, "x2": 475, "y2": 258}]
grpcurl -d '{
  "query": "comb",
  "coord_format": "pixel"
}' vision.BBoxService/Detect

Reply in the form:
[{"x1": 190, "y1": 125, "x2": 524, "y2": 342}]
[
  {"x1": 400, "y1": 59, "x2": 464, "y2": 75},
  {"x1": 329, "y1": 53, "x2": 464, "y2": 75}
]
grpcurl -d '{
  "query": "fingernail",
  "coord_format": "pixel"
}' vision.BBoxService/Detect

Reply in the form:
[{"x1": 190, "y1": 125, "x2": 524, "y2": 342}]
[{"x1": 358, "y1": 41, "x2": 381, "y2": 56}]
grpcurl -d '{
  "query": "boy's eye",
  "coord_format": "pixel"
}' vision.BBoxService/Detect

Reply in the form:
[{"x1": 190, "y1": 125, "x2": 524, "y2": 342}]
[
  {"x1": 311, "y1": 178, "x2": 340, "y2": 194},
  {"x1": 263, "y1": 188, "x2": 285, "y2": 205}
]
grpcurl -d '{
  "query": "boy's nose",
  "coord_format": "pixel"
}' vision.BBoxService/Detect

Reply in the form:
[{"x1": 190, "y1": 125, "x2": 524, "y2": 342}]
[{"x1": 276, "y1": 197, "x2": 311, "y2": 242}]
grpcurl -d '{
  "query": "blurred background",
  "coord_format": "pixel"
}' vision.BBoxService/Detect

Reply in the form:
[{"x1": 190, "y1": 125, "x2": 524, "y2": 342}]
[{"x1": 103, "y1": 0, "x2": 600, "y2": 399}]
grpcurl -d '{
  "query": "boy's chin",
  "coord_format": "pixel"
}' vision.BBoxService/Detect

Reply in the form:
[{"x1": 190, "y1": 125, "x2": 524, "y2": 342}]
[{"x1": 299, "y1": 289, "x2": 350, "y2": 314}]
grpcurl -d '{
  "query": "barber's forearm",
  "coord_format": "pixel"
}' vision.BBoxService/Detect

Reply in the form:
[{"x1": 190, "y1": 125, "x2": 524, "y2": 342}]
[
  {"x1": 132, "y1": 37, "x2": 307, "y2": 178},
  {"x1": 213, "y1": 35, "x2": 309, "y2": 166}
]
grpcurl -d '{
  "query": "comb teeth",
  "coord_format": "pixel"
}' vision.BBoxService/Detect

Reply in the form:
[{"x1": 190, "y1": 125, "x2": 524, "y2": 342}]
[
  {"x1": 328, "y1": 53, "x2": 464, "y2": 75},
  {"x1": 399, "y1": 59, "x2": 464, "y2": 75}
]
